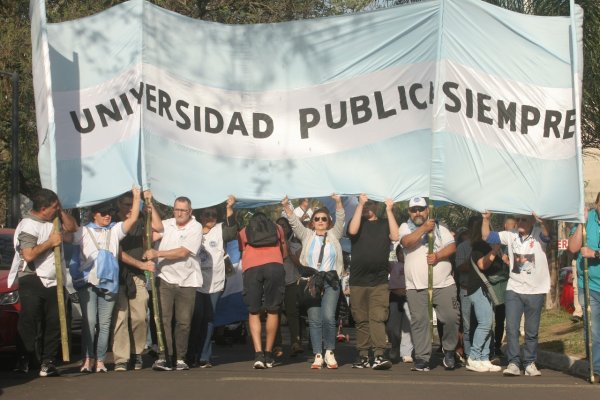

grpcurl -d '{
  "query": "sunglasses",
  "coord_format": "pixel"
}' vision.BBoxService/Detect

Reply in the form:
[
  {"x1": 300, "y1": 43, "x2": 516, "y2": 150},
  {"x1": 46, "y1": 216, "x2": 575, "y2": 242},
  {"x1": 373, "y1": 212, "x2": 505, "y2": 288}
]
[
  {"x1": 98, "y1": 211, "x2": 112, "y2": 217},
  {"x1": 313, "y1": 216, "x2": 329, "y2": 222},
  {"x1": 408, "y1": 206, "x2": 426, "y2": 213},
  {"x1": 202, "y1": 212, "x2": 218, "y2": 219}
]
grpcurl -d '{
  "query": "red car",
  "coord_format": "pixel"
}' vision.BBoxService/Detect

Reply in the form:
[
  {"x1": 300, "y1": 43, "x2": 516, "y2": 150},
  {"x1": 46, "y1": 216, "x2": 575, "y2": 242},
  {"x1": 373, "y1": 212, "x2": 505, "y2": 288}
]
[{"x1": 0, "y1": 228, "x2": 19, "y2": 353}]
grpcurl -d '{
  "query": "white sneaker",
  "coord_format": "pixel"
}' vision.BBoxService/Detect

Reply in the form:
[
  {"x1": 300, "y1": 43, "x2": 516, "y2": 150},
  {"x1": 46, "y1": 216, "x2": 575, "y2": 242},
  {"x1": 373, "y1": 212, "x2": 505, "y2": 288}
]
[
  {"x1": 324, "y1": 350, "x2": 338, "y2": 369},
  {"x1": 311, "y1": 353, "x2": 323, "y2": 369},
  {"x1": 465, "y1": 358, "x2": 489, "y2": 372},
  {"x1": 481, "y1": 360, "x2": 502, "y2": 372},
  {"x1": 503, "y1": 362, "x2": 521, "y2": 376},
  {"x1": 525, "y1": 363, "x2": 542, "y2": 376},
  {"x1": 401, "y1": 355, "x2": 413, "y2": 363}
]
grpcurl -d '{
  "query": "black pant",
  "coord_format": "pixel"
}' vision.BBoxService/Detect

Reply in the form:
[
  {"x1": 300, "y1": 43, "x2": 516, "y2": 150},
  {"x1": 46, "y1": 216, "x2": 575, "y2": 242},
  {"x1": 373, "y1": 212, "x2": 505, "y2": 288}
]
[{"x1": 17, "y1": 274, "x2": 61, "y2": 364}]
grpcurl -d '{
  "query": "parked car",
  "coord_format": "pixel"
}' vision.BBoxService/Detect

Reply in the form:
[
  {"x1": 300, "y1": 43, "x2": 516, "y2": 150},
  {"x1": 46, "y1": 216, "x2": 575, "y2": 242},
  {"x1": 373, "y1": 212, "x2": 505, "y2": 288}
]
[{"x1": 0, "y1": 228, "x2": 19, "y2": 354}]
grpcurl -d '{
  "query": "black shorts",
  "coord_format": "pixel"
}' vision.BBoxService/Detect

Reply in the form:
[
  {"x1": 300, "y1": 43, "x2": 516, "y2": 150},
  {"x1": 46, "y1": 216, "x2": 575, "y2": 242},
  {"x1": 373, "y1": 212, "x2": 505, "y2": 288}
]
[{"x1": 243, "y1": 262, "x2": 285, "y2": 313}]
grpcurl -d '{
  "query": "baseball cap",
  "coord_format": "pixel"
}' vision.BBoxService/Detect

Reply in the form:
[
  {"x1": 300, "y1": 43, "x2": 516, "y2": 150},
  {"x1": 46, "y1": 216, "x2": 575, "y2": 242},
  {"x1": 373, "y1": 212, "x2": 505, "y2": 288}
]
[{"x1": 408, "y1": 197, "x2": 427, "y2": 208}]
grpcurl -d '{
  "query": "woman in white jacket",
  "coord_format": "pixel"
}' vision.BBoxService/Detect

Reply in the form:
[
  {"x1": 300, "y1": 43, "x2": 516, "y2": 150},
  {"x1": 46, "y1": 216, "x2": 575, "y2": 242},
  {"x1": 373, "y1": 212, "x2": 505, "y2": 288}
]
[{"x1": 281, "y1": 194, "x2": 345, "y2": 370}]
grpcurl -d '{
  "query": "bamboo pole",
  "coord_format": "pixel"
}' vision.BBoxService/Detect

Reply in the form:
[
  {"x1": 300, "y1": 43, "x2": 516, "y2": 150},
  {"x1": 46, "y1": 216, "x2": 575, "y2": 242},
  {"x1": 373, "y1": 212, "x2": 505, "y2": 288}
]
[
  {"x1": 427, "y1": 203, "x2": 435, "y2": 343},
  {"x1": 582, "y1": 223, "x2": 595, "y2": 383},
  {"x1": 52, "y1": 217, "x2": 70, "y2": 362},
  {"x1": 143, "y1": 196, "x2": 166, "y2": 356}
]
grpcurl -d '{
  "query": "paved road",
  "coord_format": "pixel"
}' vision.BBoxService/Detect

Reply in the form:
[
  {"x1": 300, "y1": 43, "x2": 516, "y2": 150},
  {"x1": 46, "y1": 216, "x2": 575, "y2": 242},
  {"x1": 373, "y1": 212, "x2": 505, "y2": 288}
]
[{"x1": 1, "y1": 329, "x2": 598, "y2": 400}]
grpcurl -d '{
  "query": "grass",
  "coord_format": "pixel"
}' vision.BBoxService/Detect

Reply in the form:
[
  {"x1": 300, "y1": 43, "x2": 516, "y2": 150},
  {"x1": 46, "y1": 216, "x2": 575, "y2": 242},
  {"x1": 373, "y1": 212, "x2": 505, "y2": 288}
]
[{"x1": 537, "y1": 309, "x2": 586, "y2": 358}]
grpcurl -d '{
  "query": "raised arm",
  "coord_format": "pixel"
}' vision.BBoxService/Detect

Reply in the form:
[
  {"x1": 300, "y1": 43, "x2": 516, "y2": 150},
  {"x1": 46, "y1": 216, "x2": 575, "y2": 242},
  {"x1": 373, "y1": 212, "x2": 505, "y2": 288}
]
[
  {"x1": 384, "y1": 198, "x2": 399, "y2": 241},
  {"x1": 347, "y1": 193, "x2": 368, "y2": 236},
  {"x1": 481, "y1": 210, "x2": 492, "y2": 240},
  {"x1": 330, "y1": 194, "x2": 345, "y2": 238},
  {"x1": 222, "y1": 195, "x2": 238, "y2": 242},
  {"x1": 145, "y1": 191, "x2": 164, "y2": 233},
  {"x1": 58, "y1": 205, "x2": 79, "y2": 233},
  {"x1": 122, "y1": 186, "x2": 142, "y2": 234},
  {"x1": 282, "y1": 196, "x2": 310, "y2": 238}
]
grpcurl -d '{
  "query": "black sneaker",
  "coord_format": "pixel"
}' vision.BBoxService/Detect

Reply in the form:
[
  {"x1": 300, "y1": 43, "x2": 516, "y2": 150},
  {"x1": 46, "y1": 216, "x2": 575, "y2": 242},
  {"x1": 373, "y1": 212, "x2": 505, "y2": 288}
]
[
  {"x1": 372, "y1": 356, "x2": 392, "y2": 370},
  {"x1": 13, "y1": 356, "x2": 29, "y2": 373},
  {"x1": 253, "y1": 352, "x2": 266, "y2": 369},
  {"x1": 352, "y1": 356, "x2": 371, "y2": 369},
  {"x1": 443, "y1": 350, "x2": 456, "y2": 370},
  {"x1": 39, "y1": 361, "x2": 59, "y2": 377},
  {"x1": 264, "y1": 352, "x2": 274, "y2": 368},
  {"x1": 411, "y1": 359, "x2": 430, "y2": 372},
  {"x1": 199, "y1": 360, "x2": 213, "y2": 368}
]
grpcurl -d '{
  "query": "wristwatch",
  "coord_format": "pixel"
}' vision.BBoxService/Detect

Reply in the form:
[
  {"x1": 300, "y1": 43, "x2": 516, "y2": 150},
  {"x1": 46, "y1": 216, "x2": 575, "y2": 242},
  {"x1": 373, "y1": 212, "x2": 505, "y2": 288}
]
[{"x1": 596, "y1": 250, "x2": 600, "y2": 259}]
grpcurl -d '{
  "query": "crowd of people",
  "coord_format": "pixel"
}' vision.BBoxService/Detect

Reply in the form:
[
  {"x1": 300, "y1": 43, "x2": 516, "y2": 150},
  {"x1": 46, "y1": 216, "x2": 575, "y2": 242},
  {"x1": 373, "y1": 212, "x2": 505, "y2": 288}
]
[{"x1": 7, "y1": 188, "x2": 600, "y2": 382}]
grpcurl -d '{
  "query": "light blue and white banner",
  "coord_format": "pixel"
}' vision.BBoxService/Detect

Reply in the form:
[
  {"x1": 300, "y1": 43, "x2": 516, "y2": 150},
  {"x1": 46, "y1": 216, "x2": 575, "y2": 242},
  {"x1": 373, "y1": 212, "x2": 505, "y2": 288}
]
[{"x1": 31, "y1": 0, "x2": 584, "y2": 220}]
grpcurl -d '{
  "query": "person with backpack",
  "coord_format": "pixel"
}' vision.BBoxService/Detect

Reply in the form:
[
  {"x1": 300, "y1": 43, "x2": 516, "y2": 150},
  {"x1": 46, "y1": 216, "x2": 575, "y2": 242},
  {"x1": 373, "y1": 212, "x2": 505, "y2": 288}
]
[
  {"x1": 281, "y1": 194, "x2": 345, "y2": 369},
  {"x1": 72, "y1": 186, "x2": 142, "y2": 373},
  {"x1": 238, "y1": 212, "x2": 287, "y2": 369}
]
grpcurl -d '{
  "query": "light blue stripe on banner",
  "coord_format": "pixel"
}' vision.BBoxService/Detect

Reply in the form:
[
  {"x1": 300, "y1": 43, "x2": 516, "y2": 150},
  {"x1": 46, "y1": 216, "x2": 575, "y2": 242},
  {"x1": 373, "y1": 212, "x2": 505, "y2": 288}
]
[
  {"x1": 443, "y1": 0, "x2": 574, "y2": 88},
  {"x1": 46, "y1": 0, "x2": 439, "y2": 92},
  {"x1": 55, "y1": 134, "x2": 142, "y2": 207},
  {"x1": 144, "y1": 130, "x2": 432, "y2": 208},
  {"x1": 143, "y1": 1, "x2": 439, "y2": 91},
  {"x1": 430, "y1": 131, "x2": 582, "y2": 221},
  {"x1": 47, "y1": 0, "x2": 142, "y2": 92}
]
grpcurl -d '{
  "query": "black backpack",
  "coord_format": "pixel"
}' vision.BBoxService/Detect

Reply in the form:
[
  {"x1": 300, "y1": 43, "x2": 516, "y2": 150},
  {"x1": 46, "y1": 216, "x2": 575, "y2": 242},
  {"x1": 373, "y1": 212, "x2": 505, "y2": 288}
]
[{"x1": 246, "y1": 213, "x2": 279, "y2": 247}]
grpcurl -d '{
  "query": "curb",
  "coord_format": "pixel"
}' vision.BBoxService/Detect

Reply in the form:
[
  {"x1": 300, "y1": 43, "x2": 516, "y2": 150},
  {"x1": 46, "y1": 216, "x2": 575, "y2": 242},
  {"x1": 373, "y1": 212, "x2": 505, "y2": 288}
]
[{"x1": 536, "y1": 349, "x2": 589, "y2": 379}]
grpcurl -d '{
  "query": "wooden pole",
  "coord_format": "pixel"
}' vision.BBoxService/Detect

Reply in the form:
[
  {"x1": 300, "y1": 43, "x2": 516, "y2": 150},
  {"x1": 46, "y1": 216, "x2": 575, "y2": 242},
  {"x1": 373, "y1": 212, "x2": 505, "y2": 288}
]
[
  {"x1": 52, "y1": 217, "x2": 70, "y2": 363},
  {"x1": 143, "y1": 196, "x2": 166, "y2": 355}
]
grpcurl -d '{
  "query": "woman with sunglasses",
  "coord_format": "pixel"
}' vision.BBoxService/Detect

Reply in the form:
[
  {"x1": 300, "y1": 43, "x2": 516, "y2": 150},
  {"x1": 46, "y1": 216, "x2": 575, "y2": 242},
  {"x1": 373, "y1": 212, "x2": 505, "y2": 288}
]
[
  {"x1": 281, "y1": 194, "x2": 345, "y2": 369},
  {"x1": 72, "y1": 186, "x2": 142, "y2": 373},
  {"x1": 187, "y1": 196, "x2": 237, "y2": 368}
]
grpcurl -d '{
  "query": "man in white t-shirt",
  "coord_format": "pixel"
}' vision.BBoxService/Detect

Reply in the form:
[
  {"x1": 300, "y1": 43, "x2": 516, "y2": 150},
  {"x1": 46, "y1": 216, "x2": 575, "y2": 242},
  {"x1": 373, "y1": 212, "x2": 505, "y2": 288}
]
[
  {"x1": 399, "y1": 197, "x2": 457, "y2": 372},
  {"x1": 145, "y1": 196, "x2": 203, "y2": 371},
  {"x1": 10, "y1": 189, "x2": 78, "y2": 377},
  {"x1": 482, "y1": 211, "x2": 550, "y2": 377},
  {"x1": 293, "y1": 198, "x2": 313, "y2": 224}
]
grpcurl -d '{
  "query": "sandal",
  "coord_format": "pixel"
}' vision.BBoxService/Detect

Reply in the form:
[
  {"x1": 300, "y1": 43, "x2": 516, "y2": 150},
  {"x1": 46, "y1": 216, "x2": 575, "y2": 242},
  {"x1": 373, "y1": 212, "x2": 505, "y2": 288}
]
[
  {"x1": 95, "y1": 361, "x2": 107, "y2": 373},
  {"x1": 80, "y1": 358, "x2": 94, "y2": 373}
]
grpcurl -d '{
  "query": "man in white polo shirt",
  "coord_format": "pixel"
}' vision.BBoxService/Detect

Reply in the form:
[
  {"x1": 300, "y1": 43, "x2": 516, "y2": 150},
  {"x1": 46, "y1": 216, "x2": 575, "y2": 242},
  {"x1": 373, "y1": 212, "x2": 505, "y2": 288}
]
[
  {"x1": 399, "y1": 197, "x2": 458, "y2": 372},
  {"x1": 145, "y1": 196, "x2": 203, "y2": 371}
]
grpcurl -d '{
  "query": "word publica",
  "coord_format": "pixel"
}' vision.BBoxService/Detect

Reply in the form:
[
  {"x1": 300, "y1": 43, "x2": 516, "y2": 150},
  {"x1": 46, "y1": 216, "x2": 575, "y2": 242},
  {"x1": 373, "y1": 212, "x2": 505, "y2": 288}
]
[{"x1": 69, "y1": 82, "x2": 274, "y2": 138}]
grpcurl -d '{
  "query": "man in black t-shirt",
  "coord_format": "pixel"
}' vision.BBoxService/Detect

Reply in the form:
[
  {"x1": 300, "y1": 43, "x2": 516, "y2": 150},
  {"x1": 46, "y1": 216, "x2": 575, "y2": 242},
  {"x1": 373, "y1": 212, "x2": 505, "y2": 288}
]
[
  {"x1": 347, "y1": 194, "x2": 399, "y2": 370},
  {"x1": 112, "y1": 191, "x2": 155, "y2": 372}
]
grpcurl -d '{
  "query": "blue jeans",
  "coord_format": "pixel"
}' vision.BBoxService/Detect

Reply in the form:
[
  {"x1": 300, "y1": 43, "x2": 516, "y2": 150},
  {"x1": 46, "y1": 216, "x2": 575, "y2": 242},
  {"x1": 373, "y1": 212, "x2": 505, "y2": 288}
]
[
  {"x1": 78, "y1": 285, "x2": 116, "y2": 361},
  {"x1": 467, "y1": 287, "x2": 493, "y2": 361},
  {"x1": 504, "y1": 290, "x2": 544, "y2": 367},
  {"x1": 199, "y1": 292, "x2": 222, "y2": 362},
  {"x1": 307, "y1": 282, "x2": 339, "y2": 354},
  {"x1": 460, "y1": 287, "x2": 472, "y2": 357},
  {"x1": 579, "y1": 289, "x2": 600, "y2": 375}
]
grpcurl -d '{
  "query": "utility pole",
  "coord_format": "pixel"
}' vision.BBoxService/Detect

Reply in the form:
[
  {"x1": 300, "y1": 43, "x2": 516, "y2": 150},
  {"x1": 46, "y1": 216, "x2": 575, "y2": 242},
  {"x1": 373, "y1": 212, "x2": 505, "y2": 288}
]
[{"x1": 0, "y1": 71, "x2": 20, "y2": 228}]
